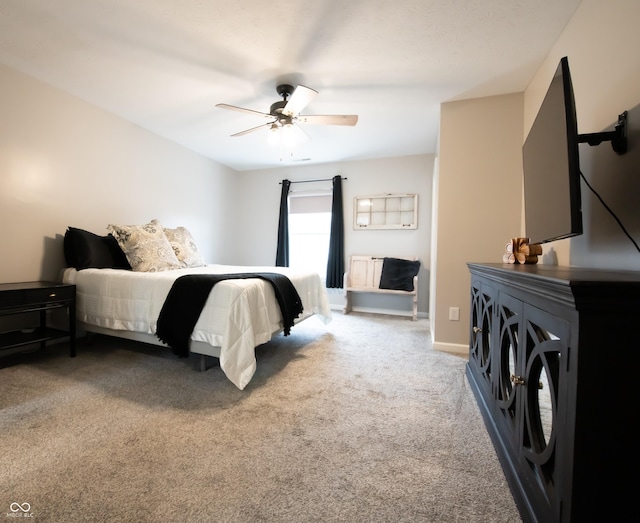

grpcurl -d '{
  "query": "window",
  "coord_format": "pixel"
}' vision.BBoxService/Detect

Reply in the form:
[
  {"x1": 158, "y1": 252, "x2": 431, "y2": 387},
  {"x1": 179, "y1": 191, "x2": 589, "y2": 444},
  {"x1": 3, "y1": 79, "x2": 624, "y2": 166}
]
[{"x1": 288, "y1": 192, "x2": 332, "y2": 280}]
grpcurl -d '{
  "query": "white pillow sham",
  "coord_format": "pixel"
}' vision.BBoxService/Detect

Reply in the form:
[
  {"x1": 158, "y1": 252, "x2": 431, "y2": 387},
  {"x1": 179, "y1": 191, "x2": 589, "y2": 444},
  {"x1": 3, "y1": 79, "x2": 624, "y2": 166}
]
[
  {"x1": 107, "y1": 221, "x2": 182, "y2": 272},
  {"x1": 151, "y1": 219, "x2": 206, "y2": 268}
]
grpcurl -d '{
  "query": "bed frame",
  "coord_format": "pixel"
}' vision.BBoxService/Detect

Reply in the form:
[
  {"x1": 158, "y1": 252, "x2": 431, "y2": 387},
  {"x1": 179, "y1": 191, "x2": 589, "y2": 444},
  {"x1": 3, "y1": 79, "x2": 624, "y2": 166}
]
[
  {"x1": 79, "y1": 322, "x2": 219, "y2": 371},
  {"x1": 79, "y1": 316, "x2": 301, "y2": 372}
]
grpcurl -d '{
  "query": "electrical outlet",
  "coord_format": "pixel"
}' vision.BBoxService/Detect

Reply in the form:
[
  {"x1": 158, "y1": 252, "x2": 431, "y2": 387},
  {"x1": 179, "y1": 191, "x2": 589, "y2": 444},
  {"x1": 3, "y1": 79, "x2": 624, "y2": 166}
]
[{"x1": 449, "y1": 307, "x2": 460, "y2": 321}]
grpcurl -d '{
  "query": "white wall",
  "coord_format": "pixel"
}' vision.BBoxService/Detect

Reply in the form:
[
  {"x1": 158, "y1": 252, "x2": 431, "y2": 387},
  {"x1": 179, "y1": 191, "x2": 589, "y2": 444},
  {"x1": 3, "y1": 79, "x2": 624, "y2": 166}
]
[
  {"x1": 0, "y1": 63, "x2": 237, "y2": 284},
  {"x1": 524, "y1": 0, "x2": 640, "y2": 270},
  {"x1": 234, "y1": 154, "x2": 434, "y2": 314}
]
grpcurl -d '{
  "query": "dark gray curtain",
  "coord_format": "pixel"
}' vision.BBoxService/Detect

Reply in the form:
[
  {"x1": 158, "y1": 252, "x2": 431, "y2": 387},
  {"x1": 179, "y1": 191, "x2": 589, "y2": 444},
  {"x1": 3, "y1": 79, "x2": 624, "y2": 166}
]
[
  {"x1": 325, "y1": 175, "x2": 344, "y2": 288},
  {"x1": 275, "y1": 179, "x2": 290, "y2": 266}
]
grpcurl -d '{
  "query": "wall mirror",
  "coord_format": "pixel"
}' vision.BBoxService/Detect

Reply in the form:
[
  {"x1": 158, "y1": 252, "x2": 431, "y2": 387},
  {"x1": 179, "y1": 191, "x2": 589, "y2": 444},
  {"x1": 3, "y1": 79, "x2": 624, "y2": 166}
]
[{"x1": 353, "y1": 193, "x2": 418, "y2": 230}]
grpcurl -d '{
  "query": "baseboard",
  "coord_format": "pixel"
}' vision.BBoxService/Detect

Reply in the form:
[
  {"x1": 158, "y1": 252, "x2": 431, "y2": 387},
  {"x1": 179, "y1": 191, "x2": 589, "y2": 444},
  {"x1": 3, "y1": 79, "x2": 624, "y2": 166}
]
[{"x1": 432, "y1": 340, "x2": 468, "y2": 357}]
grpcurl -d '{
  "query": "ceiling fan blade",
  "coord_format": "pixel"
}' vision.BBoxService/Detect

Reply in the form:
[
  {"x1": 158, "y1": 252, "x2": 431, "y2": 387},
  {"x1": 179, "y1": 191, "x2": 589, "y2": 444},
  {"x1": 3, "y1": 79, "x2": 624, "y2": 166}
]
[
  {"x1": 282, "y1": 85, "x2": 318, "y2": 117},
  {"x1": 230, "y1": 122, "x2": 274, "y2": 137},
  {"x1": 297, "y1": 114, "x2": 359, "y2": 126},
  {"x1": 216, "y1": 103, "x2": 272, "y2": 119}
]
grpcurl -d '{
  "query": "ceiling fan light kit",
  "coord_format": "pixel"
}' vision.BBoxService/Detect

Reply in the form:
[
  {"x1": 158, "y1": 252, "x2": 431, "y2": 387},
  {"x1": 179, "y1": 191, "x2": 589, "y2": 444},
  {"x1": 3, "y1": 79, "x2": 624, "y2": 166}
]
[
  {"x1": 216, "y1": 83, "x2": 358, "y2": 146},
  {"x1": 267, "y1": 121, "x2": 301, "y2": 148}
]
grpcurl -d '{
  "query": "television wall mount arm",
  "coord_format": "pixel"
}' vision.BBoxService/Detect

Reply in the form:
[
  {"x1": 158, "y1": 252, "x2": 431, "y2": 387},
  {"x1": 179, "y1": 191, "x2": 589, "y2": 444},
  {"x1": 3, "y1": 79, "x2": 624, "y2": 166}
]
[{"x1": 578, "y1": 111, "x2": 627, "y2": 155}]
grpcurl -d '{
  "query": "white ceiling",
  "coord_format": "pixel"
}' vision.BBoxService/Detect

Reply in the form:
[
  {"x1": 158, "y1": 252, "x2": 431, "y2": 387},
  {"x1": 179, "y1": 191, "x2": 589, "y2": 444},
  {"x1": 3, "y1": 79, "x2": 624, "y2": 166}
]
[{"x1": 0, "y1": 0, "x2": 582, "y2": 171}]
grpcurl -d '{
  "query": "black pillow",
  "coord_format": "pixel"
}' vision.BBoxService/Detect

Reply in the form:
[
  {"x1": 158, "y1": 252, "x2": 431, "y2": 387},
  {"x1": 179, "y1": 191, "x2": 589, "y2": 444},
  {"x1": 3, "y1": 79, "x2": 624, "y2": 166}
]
[
  {"x1": 64, "y1": 227, "x2": 131, "y2": 270},
  {"x1": 379, "y1": 257, "x2": 420, "y2": 292}
]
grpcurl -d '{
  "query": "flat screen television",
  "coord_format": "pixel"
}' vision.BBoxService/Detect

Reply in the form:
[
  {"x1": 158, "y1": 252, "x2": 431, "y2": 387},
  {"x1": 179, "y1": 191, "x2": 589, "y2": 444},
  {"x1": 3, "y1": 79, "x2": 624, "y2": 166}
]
[{"x1": 522, "y1": 56, "x2": 582, "y2": 245}]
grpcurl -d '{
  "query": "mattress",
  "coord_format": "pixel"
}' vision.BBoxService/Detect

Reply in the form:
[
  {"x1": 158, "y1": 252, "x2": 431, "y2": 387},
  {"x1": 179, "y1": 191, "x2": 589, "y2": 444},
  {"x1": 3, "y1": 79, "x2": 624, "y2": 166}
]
[{"x1": 62, "y1": 265, "x2": 332, "y2": 389}]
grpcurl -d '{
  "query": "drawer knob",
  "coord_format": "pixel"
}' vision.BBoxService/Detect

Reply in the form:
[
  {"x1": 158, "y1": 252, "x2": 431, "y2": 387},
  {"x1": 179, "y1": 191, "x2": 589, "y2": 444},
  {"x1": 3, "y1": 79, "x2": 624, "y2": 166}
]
[
  {"x1": 510, "y1": 374, "x2": 525, "y2": 386},
  {"x1": 49, "y1": 293, "x2": 56, "y2": 298}
]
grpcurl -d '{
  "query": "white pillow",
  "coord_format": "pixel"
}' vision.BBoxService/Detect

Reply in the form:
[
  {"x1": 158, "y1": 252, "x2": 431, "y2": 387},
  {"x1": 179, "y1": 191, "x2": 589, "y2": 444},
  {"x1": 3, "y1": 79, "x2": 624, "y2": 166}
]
[
  {"x1": 107, "y1": 221, "x2": 181, "y2": 272},
  {"x1": 152, "y1": 219, "x2": 205, "y2": 268}
]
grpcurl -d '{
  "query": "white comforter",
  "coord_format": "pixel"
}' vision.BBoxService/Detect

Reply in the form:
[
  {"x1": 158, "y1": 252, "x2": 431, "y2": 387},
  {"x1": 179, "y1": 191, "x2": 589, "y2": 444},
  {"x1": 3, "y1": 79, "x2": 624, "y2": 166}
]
[{"x1": 62, "y1": 265, "x2": 332, "y2": 389}]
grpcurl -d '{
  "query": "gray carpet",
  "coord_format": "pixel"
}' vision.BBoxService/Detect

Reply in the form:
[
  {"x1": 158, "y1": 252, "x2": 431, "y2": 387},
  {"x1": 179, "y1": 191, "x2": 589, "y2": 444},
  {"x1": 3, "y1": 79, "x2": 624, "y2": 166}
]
[{"x1": 0, "y1": 312, "x2": 521, "y2": 522}]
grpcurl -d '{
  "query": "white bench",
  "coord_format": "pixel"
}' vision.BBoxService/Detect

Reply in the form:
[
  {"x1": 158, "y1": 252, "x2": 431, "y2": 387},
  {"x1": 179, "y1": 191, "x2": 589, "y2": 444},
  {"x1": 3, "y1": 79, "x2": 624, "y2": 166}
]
[{"x1": 343, "y1": 255, "x2": 418, "y2": 321}]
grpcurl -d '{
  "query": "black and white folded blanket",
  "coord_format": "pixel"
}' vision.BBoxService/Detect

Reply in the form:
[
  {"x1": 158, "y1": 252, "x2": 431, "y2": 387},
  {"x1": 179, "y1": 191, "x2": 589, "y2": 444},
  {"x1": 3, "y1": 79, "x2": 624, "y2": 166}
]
[{"x1": 156, "y1": 273, "x2": 304, "y2": 357}]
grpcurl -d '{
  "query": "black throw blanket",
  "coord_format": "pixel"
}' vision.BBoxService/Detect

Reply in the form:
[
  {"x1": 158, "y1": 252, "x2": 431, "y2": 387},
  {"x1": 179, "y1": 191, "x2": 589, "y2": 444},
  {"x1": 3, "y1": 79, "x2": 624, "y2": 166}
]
[{"x1": 156, "y1": 273, "x2": 304, "y2": 357}]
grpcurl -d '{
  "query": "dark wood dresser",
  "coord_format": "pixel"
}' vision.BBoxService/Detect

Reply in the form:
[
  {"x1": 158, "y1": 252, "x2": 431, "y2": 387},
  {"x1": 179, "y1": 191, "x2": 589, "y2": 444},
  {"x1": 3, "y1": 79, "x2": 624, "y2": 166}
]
[{"x1": 466, "y1": 263, "x2": 640, "y2": 522}]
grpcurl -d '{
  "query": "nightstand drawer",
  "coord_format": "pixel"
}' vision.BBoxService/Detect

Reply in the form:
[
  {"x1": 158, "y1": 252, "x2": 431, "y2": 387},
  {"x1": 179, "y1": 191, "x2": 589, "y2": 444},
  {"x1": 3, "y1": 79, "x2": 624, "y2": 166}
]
[
  {"x1": 21, "y1": 285, "x2": 75, "y2": 305},
  {"x1": 0, "y1": 282, "x2": 75, "y2": 309},
  {"x1": 0, "y1": 281, "x2": 77, "y2": 357}
]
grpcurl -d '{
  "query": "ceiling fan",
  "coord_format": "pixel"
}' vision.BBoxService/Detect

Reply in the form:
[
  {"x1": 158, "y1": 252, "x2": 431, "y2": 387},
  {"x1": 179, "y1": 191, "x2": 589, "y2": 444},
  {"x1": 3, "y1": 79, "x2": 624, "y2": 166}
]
[{"x1": 216, "y1": 84, "x2": 358, "y2": 141}]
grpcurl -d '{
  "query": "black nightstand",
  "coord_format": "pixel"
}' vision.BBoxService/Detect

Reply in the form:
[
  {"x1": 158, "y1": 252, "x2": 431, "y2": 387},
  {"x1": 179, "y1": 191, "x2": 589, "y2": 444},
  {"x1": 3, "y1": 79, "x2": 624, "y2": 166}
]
[{"x1": 0, "y1": 281, "x2": 76, "y2": 357}]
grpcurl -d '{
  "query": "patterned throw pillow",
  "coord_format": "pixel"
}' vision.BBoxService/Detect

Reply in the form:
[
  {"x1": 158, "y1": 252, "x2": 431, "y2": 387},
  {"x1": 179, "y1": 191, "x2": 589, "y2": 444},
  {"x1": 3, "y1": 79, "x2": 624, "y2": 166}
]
[
  {"x1": 151, "y1": 219, "x2": 205, "y2": 268},
  {"x1": 107, "y1": 221, "x2": 181, "y2": 272}
]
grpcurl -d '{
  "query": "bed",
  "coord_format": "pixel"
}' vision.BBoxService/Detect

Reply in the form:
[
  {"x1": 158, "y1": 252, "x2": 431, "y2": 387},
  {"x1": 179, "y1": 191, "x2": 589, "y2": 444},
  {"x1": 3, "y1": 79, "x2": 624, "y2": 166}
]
[{"x1": 61, "y1": 223, "x2": 332, "y2": 390}]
